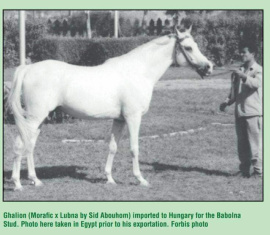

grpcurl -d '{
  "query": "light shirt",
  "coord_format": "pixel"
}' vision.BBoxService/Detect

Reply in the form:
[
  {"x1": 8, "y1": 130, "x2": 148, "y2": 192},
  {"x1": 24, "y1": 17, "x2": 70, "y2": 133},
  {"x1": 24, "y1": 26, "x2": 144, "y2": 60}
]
[{"x1": 226, "y1": 62, "x2": 262, "y2": 117}]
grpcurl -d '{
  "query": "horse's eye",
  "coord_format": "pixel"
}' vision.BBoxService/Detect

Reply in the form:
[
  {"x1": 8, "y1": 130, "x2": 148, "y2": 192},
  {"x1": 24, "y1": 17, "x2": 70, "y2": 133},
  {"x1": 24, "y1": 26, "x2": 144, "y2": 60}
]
[{"x1": 184, "y1": 46, "x2": 192, "y2": 51}]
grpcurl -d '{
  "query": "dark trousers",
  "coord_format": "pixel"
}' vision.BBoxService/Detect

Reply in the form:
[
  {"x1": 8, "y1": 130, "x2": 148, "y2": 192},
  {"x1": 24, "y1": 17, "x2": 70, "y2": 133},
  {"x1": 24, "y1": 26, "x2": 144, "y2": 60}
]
[{"x1": 235, "y1": 116, "x2": 262, "y2": 174}]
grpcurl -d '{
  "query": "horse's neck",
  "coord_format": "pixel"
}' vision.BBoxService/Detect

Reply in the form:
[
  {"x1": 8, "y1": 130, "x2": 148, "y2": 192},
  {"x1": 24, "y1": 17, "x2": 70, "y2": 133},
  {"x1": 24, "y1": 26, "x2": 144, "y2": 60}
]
[
  {"x1": 138, "y1": 38, "x2": 176, "y2": 85},
  {"x1": 106, "y1": 37, "x2": 176, "y2": 86}
]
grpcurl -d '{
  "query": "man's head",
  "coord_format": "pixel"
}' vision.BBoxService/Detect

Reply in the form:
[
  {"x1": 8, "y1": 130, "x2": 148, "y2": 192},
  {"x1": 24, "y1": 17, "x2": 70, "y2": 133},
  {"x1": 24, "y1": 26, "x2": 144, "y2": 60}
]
[{"x1": 239, "y1": 43, "x2": 257, "y2": 63}]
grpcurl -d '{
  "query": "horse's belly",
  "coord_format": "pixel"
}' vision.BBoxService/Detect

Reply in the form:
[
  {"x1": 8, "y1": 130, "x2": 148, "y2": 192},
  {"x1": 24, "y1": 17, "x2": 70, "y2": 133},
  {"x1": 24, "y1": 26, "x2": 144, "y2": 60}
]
[{"x1": 61, "y1": 99, "x2": 121, "y2": 120}]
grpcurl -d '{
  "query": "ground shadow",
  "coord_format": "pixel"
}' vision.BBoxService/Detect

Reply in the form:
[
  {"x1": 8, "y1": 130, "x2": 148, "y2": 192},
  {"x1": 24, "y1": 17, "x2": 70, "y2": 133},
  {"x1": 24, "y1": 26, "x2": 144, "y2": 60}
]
[
  {"x1": 141, "y1": 161, "x2": 233, "y2": 177},
  {"x1": 3, "y1": 165, "x2": 107, "y2": 187}
]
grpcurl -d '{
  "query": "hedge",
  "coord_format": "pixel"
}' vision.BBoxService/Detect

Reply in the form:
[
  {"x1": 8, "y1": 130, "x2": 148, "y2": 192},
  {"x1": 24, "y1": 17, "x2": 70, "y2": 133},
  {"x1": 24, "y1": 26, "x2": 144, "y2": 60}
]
[
  {"x1": 4, "y1": 13, "x2": 262, "y2": 68},
  {"x1": 32, "y1": 36, "x2": 156, "y2": 66}
]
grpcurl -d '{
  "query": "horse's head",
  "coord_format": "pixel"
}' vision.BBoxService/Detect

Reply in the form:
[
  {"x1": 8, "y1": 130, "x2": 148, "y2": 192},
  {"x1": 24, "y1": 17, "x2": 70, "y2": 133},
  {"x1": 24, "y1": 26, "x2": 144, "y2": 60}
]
[{"x1": 174, "y1": 26, "x2": 213, "y2": 78}]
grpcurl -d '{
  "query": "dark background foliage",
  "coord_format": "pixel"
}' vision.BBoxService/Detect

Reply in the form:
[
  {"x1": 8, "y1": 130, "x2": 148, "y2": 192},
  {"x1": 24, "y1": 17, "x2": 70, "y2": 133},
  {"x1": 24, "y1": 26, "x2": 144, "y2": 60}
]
[{"x1": 4, "y1": 11, "x2": 262, "y2": 68}]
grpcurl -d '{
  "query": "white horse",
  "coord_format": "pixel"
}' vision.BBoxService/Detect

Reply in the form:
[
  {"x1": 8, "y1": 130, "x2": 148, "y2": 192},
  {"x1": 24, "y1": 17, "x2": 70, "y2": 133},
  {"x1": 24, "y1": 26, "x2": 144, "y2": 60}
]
[{"x1": 8, "y1": 27, "x2": 213, "y2": 190}]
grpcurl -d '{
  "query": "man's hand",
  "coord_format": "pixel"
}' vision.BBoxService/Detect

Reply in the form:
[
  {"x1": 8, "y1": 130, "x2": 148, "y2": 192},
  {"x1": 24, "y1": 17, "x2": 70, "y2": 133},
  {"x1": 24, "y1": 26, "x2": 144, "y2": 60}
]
[{"x1": 219, "y1": 102, "x2": 228, "y2": 112}]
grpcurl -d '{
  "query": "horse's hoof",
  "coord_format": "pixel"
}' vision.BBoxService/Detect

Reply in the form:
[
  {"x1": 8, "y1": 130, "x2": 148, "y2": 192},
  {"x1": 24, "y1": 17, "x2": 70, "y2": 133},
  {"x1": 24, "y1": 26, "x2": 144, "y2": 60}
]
[
  {"x1": 140, "y1": 180, "x2": 149, "y2": 187},
  {"x1": 106, "y1": 180, "x2": 117, "y2": 185},
  {"x1": 14, "y1": 186, "x2": 23, "y2": 191},
  {"x1": 34, "y1": 180, "x2": 43, "y2": 187}
]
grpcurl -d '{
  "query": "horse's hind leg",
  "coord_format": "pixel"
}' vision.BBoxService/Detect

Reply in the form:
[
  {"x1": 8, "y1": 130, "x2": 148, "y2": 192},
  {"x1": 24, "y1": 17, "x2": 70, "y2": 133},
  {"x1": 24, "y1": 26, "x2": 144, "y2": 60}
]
[
  {"x1": 25, "y1": 106, "x2": 54, "y2": 187},
  {"x1": 11, "y1": 124, "x2": 41, "y2": 190},
  {"x1": 11, "y1": 111, "x2": 47, "y2": 190},
  {"x1": 26, "y1": 123, "x2": 42, "y2": 187},
  {"x1": 11, "y1": 136, "x2": 24, "y2": 191},
  {"x1": 105, "y1": 119, "x2": 126, "y2": 184}
]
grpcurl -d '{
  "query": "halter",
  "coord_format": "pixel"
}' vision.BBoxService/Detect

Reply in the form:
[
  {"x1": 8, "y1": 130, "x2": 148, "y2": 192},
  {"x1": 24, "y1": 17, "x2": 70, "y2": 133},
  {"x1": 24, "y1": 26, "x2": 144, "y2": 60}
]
[{"x1": 171, "y1": 34, "x2": 197, "y2": 69}]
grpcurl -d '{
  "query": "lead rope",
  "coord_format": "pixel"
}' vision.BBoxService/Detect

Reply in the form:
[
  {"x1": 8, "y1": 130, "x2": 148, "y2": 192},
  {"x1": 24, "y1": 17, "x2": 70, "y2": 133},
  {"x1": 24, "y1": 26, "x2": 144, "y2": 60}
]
[{"x1": 173, "y1": 35, "x2": 198, "y2": 70}]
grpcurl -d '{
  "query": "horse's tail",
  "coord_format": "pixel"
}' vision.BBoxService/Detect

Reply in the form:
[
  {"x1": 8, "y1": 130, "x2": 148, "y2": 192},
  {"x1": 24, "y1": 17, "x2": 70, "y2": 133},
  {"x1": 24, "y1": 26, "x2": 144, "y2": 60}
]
[{"x1": 8, "y1": 65, "x2": 31, "y2": 155}]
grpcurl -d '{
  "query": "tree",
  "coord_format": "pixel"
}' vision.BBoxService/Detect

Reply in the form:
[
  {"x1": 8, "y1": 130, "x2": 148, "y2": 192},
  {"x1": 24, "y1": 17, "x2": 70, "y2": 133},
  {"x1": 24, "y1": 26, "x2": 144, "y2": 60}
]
[
  {"x1": 53, "y1": 19, "x2": 61, "y2": 35},
  {"x1": 47, "y1": 19, "x2": 53, "y2": 34},
  {"x1": 62, "y1": 19, "x2": 68, "y2": 36},
  {"x1": 165, "y1": 10, "x2": 180, "y2": 26},
  {"x1": 141, "y1": 10, "x2": 148, "y2": 35},
  {"x1": 133, "y1": 18, "x2": 141, "y2": 36},
  {"x1": 156, "y1": 18, "x2": 162, "y2": 35},
  {"x1": 165, "y1": 19, "x2": 170, "y2": 27},
  {"x1": 119, "y1": 18, "x2": 132, "y2": 37},
  {"x1": 149, "y1": 19, "x2": 155, "y2": 35},
  {"x1": 67, "y1": 13, "x2": 87, "y2": 37},
  {"x1": 95, "y1": 12, "x2": 113, "y2": 37}
]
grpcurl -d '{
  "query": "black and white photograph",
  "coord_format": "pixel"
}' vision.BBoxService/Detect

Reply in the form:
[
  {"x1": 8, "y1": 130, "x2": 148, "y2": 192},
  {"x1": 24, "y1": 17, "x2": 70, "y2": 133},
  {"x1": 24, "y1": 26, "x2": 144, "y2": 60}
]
[{"x1": 3, "y1": 10, "x2": 263, "y2": 201}]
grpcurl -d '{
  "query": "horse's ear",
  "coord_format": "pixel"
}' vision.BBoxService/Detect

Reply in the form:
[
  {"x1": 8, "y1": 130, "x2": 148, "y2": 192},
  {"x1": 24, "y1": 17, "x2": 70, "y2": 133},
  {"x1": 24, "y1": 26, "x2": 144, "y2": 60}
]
[
  {"x1": 175, "y1": 26, "x2": 185, "y2": 39},
  {"x1": 187, "y1": 24, "x2": 192, "y2": 34}
]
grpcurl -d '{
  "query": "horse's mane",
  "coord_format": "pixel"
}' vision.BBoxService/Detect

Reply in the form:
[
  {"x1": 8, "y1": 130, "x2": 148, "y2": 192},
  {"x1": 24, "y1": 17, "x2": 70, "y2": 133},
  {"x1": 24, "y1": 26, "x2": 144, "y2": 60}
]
[
  {"x1": 128, "y1": 36, "x2": 173, "y2": 54},
  {"x1": 104, "y1": 35, "x2": 175, "y2": 65}
]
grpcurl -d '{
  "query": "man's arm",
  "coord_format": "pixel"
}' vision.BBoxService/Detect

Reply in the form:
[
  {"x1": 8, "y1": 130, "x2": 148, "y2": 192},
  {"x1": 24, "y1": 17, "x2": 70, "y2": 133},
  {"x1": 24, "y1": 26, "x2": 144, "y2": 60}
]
[
  {"x1": 233, "y1": 67, "x2": 262, "y2": 89},
  {"x1": 243, "y1": 69, "x2": 262, "y2": 89}
]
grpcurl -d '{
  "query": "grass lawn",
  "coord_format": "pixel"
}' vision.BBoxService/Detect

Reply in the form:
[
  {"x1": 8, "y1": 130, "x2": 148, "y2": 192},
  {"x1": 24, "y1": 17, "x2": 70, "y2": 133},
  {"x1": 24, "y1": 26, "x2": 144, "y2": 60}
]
[
  {"x1": 3, "y1": 85, "x2": 262, "y2": 201},
  {"x1": 3, "y1": 125, "x2": 262, "y2": 201}
]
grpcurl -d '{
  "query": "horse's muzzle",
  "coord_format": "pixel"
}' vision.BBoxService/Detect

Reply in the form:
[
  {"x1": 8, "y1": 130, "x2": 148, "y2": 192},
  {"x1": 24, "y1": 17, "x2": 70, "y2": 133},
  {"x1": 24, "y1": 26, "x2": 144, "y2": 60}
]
[{"x1": 196, "y1": 62, "x2": 213, "y2": 79}]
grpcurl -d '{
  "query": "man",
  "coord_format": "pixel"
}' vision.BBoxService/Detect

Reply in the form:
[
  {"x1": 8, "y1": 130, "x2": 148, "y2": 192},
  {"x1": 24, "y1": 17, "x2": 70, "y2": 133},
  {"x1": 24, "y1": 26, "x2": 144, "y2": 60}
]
[{"x1": 220, "y1": 43, "x2": 263, "y2": 178}]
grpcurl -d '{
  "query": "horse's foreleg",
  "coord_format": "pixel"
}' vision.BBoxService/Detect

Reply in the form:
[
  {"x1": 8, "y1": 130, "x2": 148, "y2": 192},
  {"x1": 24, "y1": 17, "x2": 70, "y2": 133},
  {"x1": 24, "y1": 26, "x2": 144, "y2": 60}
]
[
  {"x1": 126, "y1": 115, "x2": 149, "y2": 186},
  {"x1": 105, "y1": 119, "x2": 126, "y2": 184}
]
